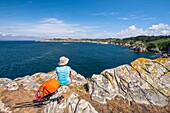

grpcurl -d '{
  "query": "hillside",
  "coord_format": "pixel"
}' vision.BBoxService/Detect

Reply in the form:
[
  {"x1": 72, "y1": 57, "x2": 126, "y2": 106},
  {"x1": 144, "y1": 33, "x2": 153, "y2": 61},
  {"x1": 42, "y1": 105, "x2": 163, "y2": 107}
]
[{"x1": 122, "y1": 35, "x2": 170, "y2": 52}]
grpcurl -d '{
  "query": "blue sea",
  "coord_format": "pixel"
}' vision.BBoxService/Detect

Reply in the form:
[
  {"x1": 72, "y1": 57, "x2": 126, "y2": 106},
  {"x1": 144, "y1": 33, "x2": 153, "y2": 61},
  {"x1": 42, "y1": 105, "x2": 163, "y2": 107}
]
[{"x1": 0, "y1": 41, "x2": 159, "y2": 79}]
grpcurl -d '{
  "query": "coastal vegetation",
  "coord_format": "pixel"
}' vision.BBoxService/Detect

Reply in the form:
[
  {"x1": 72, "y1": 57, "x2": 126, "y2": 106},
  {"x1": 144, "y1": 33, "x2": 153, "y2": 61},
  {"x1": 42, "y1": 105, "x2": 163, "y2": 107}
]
[
  {"x1": 40, "y1": 35, "x2": 170, "y2": 55},
  {"x1": 113, "y1": 35, "x2": 170, "y2": 55},
  {"x1": 122, "y1": 35, "x2": 170, "y2": 52},
  {"x1": 99, "y1": 35, "x2": 170, "y2": 53}
]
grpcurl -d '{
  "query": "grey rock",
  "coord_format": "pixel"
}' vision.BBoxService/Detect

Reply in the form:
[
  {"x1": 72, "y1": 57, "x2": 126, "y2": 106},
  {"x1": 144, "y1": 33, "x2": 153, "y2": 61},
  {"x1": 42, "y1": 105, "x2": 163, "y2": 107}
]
[
  {"x1": 58, "y1": 86, "x2": 69, "y2": 94},
  {"x1": 71, "y1": 69, "x2": 86, "y2": 82},
  {"x1": 44, "y1": 92, "x2": 98, "y2": 113},
  {"x1": 15, "y1": 75, "x2": 33, "y2": 85},
  {"x1": 44, "y1": 94, "x2": 67, "y2": 113},
  {"x1": 88, "y1": 58, "x2": 170, "y2": 107},
  {"x1": 24, "y1": 81, "x2": 40, "y2": 91},
  {"x1": 15, "y1": 75, "x2": 40, "y2": 90},
  {"x1": 71, "y1": 70, "x2": 78, "y2": 76},
  {"x1": 68, "y1": 93, "x2": 98, "y2": 113},
  {"x1": 14, "y1": 72, "x2": 59, "y2": 90},
  {"x1": 89, "y1": 74, "x2": 116, "y2": 104},
  {"x1": 72, "y1": 73, "x2": 87, "y2": 85},
  {"x1": 32, "y1": 72, "x2": 57, "y2": 79},
  {"x1": 0, "y1": 78, "x2": 18, "y2": 90}
]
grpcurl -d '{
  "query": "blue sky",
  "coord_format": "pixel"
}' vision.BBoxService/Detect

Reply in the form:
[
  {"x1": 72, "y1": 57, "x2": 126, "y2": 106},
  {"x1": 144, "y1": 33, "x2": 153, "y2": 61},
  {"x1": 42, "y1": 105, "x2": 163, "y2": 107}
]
[{"x1": 0, "y1": 0, "x2": 170, "y2": 40}]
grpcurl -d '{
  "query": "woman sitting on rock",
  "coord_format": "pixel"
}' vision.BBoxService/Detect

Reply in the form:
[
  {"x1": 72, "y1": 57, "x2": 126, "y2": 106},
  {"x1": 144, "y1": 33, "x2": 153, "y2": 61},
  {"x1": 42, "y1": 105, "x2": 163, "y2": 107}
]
[{"x1": 56, "y1": 56, "x2": 72, "y2": 86}]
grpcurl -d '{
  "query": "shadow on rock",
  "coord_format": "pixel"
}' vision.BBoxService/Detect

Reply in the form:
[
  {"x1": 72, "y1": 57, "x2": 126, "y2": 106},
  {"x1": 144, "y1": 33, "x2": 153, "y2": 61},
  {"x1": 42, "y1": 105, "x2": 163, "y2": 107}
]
[{"x1": 12, "y1": 95, "x2": 64, "y2": 109}]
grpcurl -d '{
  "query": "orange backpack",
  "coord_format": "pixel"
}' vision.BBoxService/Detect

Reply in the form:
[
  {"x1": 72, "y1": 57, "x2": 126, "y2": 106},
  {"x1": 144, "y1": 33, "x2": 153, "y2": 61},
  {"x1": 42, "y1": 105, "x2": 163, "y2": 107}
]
[{"x1": 34, "y1": 79, "x2": 60, "y2": 101}]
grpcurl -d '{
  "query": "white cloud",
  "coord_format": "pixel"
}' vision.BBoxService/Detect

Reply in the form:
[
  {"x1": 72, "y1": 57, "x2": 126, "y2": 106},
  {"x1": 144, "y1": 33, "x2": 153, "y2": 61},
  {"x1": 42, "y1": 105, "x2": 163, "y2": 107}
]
[
  {"x1": 128, "y1": 25, "x2": 137, "y2": 30},
  {"x1": 114, "y1": 23, "x2": 170, "y2": 38},
  {"x1": 0, "y1": 18, "x2": 103, "y2": 39},
  {"x1": 0, "y1": 32, "x2": 19, "y2": 37},
  {"x1": 93, "y1": 12, "x2": 119, "y2": 16},
  {"x1": 1, "y1": 21, "x2": 170, "y2": 39},
  {"x1": 118, "y1": 15, "x2": 141, "y2": 20},
  {"x1": 41, "y1": 18, "x2": 64, "y2": 24},
  {"x1": 0, "y1": 18, "x2": 98, "y2": 37},
  {"x1": 0, "y1": 32, "x2": 4, "y2": 36},
  {"x1": 118, "y1": 14, "x2": 156, "y2": 21},
  {"x1": 114, "y1": 25, "x2": 146, "y2": 38},
  {"x1": 149, "y1": 23, "x2": 169, "y2": 30},
  {"x1": 160, "y1": 30, "x2": 170, "y2": 34},
  {"x1": 118, "y1": 17, "x2": 130, "y2": 20}
]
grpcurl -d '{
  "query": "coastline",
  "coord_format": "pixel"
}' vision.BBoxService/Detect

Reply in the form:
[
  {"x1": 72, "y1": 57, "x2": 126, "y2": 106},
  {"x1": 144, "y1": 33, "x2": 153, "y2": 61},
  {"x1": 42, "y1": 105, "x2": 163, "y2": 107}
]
[{"x1": 38, "y1": 39, "x2": 169, "y2": 57}]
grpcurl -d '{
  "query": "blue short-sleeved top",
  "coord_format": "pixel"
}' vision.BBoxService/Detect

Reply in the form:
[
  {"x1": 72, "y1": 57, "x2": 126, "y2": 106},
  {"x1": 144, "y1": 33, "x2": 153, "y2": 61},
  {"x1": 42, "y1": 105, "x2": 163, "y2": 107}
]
[{"x1": 56, "y1": 66, "x2": 71, "y2": 86}]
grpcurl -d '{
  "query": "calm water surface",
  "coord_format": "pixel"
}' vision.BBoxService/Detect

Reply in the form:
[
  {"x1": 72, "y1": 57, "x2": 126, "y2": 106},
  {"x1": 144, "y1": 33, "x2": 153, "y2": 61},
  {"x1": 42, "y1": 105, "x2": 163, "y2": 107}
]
[{"x1": 0, "y1": 41, "x2": 159, "y2": 79}]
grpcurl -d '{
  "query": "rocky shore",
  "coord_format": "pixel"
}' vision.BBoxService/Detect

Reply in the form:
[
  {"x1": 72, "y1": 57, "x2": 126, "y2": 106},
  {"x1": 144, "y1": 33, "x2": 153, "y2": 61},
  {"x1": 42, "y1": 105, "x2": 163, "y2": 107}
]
[
  {"x1": 0, "y1": 58, "x2": 170, "y2": 113},
  {"x1": 111, "y1": 41, "x2": 170, "y2": 57},
  {"x1": 111, "y1": 41, "x2": 148, "y2": 52}
]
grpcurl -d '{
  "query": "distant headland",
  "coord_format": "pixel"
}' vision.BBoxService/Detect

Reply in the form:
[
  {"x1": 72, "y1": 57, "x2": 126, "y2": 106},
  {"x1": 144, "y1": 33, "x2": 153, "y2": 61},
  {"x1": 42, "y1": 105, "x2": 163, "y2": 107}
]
[{"x1": 39, "y1": 35, "x2": 170, "y2": 57}]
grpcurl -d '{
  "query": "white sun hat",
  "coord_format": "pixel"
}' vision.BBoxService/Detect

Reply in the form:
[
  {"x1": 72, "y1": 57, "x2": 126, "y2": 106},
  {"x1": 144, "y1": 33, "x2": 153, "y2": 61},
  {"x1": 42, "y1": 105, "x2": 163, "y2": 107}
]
[{"x1": 58, "y1": 56, "x2": 69, "y2": 66}]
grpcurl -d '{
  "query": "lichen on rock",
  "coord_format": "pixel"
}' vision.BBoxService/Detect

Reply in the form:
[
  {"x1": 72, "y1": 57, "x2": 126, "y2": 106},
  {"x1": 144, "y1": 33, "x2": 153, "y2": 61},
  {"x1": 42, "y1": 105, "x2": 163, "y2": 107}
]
[{"x1": 88, "y1": 58, "x2": 170, "y2": 107}]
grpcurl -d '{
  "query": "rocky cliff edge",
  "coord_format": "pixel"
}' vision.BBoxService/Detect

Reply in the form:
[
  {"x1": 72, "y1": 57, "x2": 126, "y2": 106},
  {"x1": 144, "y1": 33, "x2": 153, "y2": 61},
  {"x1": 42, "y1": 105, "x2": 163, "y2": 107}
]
[{"x1": 0, "y1": 58, "x2": 170, "y2": 113}]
